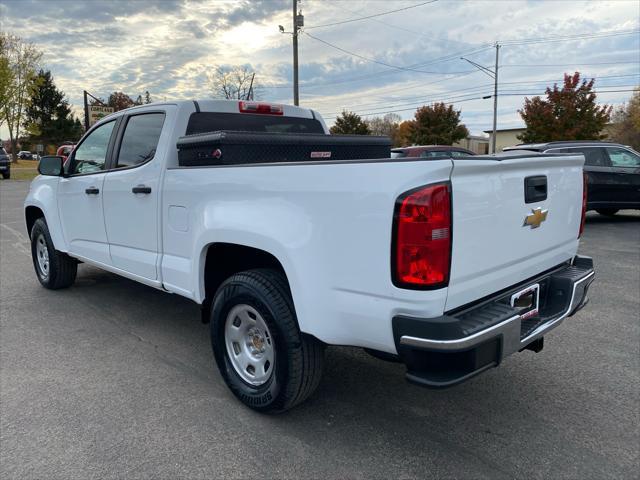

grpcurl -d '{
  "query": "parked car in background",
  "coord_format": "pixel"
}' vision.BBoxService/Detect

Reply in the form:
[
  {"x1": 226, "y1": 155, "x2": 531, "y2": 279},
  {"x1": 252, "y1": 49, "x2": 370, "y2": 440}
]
[
  {"x1": 56, "y1": 144, "x2": 75, "y2": 161},
  {"x1": 504, "y1": 141, "x2": 640, "y2": 215},
  {"x1": 18, "y1": 151, "x2": 35, "y2": 160},
  {"x1": 0, "y1": 146, "x2": 10, "y2": 179},
  {"x1": 391, "y1": 145, "x2": 476, "y2": 159}
]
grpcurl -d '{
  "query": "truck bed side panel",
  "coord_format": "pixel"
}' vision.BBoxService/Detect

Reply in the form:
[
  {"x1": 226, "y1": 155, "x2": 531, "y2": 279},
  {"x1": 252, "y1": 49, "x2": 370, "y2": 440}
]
[{"x1": 161, "y1": 159, "x2": 452, "y2": 353}]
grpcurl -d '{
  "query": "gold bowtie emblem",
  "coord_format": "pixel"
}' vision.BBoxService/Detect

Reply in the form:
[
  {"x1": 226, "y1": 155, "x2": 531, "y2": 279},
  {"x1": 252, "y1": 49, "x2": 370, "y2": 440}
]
[{"x1": 523, "y1": 207, "x2": 548, "y2": 229}]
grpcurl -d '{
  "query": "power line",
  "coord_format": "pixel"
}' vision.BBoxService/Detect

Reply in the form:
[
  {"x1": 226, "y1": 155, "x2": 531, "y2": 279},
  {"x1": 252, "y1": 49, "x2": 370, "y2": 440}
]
[
  {"x1": 502, "y1": 60, "x2": 640, "y2": 67},
  {"x1": 500, "y1": 29, "x2": 640, "y2": 46},
  {"x1": 305, "y1": 1, "x2": 438, "y2": 30},
  {"x1": 498, "y1": 88, "x2": 637, "y2": 96},
  {"x1": 321, "y1": 87, "x2": 638, "y2": 119},
  {"x1": 315, "y1": 74, "x2": 640, "y2": 113},
  {"x1": 300, "y1": 28, "x2": 637, "y2": 92},
  {"x1": 261, "y1": 59, "x2": 639, "y2": 91},
  {"x1": 304, "y1": 31, "x2": 474, "y2": 74}
]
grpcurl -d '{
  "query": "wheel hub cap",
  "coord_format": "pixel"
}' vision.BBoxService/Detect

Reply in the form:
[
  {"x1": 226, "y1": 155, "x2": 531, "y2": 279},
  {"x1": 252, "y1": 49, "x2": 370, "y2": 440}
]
[
  {"x1": 224, "y1": 304, "x2": 274, "y2": 386},
  {"x1": 36, "y1": 234, "x2": 49, "y2": 279}
]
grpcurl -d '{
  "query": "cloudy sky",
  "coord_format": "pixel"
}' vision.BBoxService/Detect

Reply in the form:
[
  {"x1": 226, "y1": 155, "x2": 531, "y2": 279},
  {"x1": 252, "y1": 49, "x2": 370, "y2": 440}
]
[{"x1": 1, "y1": 0, "x2": 639, "y2": 138}]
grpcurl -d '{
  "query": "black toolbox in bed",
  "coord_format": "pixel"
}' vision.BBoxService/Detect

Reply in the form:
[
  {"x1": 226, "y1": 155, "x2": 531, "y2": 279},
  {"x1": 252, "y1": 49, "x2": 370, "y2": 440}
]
[{"x1": 176, "y1": 130, "x2": 391, "y2": 167}]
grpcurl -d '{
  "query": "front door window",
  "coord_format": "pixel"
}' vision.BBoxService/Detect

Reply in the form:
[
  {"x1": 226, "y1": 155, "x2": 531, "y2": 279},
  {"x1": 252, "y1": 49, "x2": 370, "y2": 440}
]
[{"x1": 70, "y1": 121, "x2": 116, "y2": 174}]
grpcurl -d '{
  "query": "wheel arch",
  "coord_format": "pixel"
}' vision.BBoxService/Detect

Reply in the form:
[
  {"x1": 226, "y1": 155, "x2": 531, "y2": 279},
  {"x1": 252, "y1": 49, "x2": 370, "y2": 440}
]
[
  {"x1": 200, "y1": 242, "x2": 292, "y2": 322},
  {"x1": 25, "y1": 205, "x2": 45, "y2": 238}
]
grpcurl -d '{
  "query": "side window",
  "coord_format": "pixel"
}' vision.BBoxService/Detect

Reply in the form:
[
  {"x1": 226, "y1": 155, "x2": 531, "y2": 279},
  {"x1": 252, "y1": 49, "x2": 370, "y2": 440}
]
[
  {"x1": 71, "y1": 121, "x2": 116, "y2": 174},
  {"x1": 116, "y1": 113, "x2": 165, "y2": 168},
  {"x1": 450, "y1": 150, "x2": 472, "y2": 158},
  {"x1": 419, "y1": 151, "x2": 447, "y2": 158},
  {"x1": 606, "y1": 147, "x2": 640, "y2": 167},
  {"x1": 564, "y1": 147, "x2": 609, "y2": 167}
]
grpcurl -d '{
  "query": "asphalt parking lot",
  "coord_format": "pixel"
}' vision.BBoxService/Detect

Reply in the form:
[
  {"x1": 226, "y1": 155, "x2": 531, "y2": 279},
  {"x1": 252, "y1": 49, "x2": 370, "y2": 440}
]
[{"x1": 1, "y1": 179, "x2": 638, "y2": 479}]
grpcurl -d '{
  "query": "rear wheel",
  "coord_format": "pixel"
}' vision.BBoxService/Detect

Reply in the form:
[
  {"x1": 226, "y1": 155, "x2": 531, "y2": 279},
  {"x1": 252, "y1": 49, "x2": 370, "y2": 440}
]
[
  {"x1": 30, "y1": 218, "x2": 77, "y2": 289},
  {"x1": 210, "y1": 269, "x2": 324, "y2": 413},
  {"x1": 596, "y1": 208, "x2": 619, "y2": 216},
  {"x1": 1, "y1": 172, "x2": 8, "y2": 179}
]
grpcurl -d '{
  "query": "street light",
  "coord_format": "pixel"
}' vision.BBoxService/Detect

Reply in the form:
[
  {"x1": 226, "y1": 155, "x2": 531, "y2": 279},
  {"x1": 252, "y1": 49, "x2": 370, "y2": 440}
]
[{"x1": 461, "y1": 43, "x2": 500, "y2": 154}]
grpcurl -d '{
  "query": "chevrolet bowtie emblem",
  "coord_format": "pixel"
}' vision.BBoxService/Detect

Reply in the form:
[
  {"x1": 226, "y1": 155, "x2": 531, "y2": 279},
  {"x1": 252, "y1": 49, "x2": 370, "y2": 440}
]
[{"x1": 523, "y1": 207, "x2": 548, "y2": 229}]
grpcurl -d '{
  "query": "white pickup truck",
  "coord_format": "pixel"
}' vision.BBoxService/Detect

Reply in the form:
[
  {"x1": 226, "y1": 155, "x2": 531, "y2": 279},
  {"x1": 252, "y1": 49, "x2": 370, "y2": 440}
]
[{"x1": 25, "y1": 100, "x2": 594, "y2": 412}]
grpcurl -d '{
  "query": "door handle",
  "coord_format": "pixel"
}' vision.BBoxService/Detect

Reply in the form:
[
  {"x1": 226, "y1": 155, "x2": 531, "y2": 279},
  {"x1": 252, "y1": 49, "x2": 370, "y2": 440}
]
[
  {"x1": 85, "y1": 187, "x2": 99, "y2": 195},
  {"x1": 132, "y1": 185, "x2": 152, "y2": 194},
  {"x1": 524, "y1": 175, "x2": 547, "y2": 203}
]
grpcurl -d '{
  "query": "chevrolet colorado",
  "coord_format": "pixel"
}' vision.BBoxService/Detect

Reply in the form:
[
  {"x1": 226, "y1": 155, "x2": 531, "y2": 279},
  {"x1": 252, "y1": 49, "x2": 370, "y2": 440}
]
[{"x1": 25, "y1": 100, "x2": 594, "y2": 412}]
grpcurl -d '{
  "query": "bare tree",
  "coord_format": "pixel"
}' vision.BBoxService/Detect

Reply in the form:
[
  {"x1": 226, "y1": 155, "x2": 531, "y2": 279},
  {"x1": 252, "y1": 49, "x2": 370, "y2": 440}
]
[
  {"x1": 0, "y1": 33, "x2": 43, "y2": 161},
  {"x1": 365, "y1": 113, "x2": 402, "y2": 137},
  {"x1": 209, "y1": 65, "x2": 260, "y2": 100}
]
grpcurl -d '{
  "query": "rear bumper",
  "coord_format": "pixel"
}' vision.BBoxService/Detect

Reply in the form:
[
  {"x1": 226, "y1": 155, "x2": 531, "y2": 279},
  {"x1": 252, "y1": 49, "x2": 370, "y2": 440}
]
[{"x1": 393, "y1": 255, "x2": 595, "y2": 388}]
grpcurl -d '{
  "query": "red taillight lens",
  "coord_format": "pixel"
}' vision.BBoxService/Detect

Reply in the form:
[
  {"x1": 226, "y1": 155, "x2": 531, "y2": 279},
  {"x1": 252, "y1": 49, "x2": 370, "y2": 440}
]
[
  {"x1": 393, "y1": 183, "x2": 451, "y2": 289},
  {"x1": 579, "y1": 172, "x2": 587, "y2": 238},
  {"x1": 238, "y1": 101, "x2": 284, "y2": 115}
]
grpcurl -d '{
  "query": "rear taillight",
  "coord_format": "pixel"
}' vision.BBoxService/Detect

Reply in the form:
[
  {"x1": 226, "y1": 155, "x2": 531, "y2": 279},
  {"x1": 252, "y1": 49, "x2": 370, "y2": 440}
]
[
  {"x1": 579, "y1": 172, "x2": 587, "y2": 238},
  {"x1": 238, "y1": 101, "x2": 283, "y2": 115},
  {"x1": 392, "y1": 182, "x2": 451, "y2": 289}
]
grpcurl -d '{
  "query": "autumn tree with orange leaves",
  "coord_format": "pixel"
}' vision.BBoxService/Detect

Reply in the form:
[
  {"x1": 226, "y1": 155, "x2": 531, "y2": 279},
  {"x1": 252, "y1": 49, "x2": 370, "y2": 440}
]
[{"x1": 518, "y1": 72, "x2": 612, "y2": 143}]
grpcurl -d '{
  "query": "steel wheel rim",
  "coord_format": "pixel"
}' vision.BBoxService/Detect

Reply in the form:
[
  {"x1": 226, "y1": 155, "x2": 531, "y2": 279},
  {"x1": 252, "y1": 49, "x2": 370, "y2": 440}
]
[
  {"x1": 224, "y1": 304, "x2": 275, "y2": 386},
  {"x1": 36, "y1": 234, "x2": 49, "y2": 279}
]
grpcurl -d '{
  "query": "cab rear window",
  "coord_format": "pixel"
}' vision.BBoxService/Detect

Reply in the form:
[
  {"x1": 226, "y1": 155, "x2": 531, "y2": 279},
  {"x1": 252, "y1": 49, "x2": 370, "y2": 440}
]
[{"x1": 186, "y1": 112, "x2": 325, "y2": 135}]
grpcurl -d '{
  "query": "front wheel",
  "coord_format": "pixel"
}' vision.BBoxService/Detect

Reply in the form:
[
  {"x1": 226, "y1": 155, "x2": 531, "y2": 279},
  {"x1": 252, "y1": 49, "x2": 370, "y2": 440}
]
[
  {"x1": 30, "y1": 218, "x2": 77, "y2": 289},
  {"x1": 210, "y1": 269, "x2": 324, "y2": 413},
  {"x1": 1, "y1": 172, "x2": 9, "y2": 179},
  {"x1": 596, "y1": 208, "x2": 619, "y2": 216}
]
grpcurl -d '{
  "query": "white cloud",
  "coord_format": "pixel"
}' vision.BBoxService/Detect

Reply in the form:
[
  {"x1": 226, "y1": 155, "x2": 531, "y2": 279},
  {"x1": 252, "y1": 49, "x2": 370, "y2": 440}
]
[{"x1": 1, "y1": 0, "x2": 638, "y2": 140}]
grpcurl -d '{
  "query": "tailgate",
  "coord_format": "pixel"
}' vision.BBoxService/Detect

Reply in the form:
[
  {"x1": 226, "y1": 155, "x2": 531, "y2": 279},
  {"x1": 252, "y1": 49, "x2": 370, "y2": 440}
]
[{"x1": 446, "y1": 153, "x2": 584, "y2": 310}]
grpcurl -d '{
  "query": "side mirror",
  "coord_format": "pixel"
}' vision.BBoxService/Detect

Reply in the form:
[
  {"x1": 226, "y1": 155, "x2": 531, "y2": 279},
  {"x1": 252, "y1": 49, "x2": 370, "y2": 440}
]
[{"x1": 38, "y1": 156, "x2": 64, "y2": 176}]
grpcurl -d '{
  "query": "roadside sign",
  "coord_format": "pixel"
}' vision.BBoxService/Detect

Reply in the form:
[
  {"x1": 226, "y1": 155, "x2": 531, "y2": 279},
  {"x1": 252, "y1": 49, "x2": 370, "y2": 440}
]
[{"x1": 88, "y1": 105, "x2": 114, "y2": 126}]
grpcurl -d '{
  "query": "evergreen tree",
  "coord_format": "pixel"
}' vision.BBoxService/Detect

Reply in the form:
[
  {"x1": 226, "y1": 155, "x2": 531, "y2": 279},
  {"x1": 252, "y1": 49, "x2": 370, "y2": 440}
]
[
  {"x1": 24, "y1": 69, "x2": 83, "y2": 146},
  {"x1": 330, "y1": 110, "x2": 371, "y2": 135}
]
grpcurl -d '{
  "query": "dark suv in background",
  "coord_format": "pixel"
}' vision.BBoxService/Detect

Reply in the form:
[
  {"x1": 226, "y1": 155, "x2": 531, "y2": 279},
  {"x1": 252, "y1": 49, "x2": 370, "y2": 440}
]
[
  {"x1": 0, "y1": 146, "x2": 10, "y2": 179},
  {"x1": 504, "y1": 141, "x2": 640, "y2": 216}
]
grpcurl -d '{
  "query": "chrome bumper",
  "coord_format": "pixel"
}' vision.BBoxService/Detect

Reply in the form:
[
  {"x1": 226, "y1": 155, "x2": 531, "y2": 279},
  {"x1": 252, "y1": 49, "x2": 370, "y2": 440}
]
[{"x1": 393, "y1": 255, "x2": 595, "y2": 388}]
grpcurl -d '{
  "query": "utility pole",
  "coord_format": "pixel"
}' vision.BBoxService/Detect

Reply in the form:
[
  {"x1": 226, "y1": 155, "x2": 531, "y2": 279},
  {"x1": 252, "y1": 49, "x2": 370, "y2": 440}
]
[
  {"x1": 292, "y1": 0, "x2": 300, "y2": 106},
  {"x1": 491, "y1": 43, "x2": 500, "y2": 155},
  {"x1": 461, "y1": 42, "x2": 500, "y2": 154},
  {"x1": 280, "y1": 1, "x2": 304, "y2": 105}
]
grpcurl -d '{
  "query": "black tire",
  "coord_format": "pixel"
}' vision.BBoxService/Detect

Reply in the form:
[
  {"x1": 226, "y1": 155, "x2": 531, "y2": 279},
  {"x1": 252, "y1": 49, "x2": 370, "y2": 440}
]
[
  {"x1": 1, "y1": 172, "x2": 8, "y2": 179},
  {"x1": 30, "y1": 218, "x2": 77, "y2": 289},
  {"x1": 596, "y1": 208, "x2": 619, "y2": 216},
  {"x1": 210, "y1": 268, "x2": 324, "y2": 413}
]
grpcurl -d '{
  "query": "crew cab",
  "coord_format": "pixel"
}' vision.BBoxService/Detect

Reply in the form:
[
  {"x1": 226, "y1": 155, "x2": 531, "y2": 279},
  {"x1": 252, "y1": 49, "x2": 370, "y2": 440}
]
[{"x1": 25, "y1": 100, "x2": 594, "y2": 412}]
